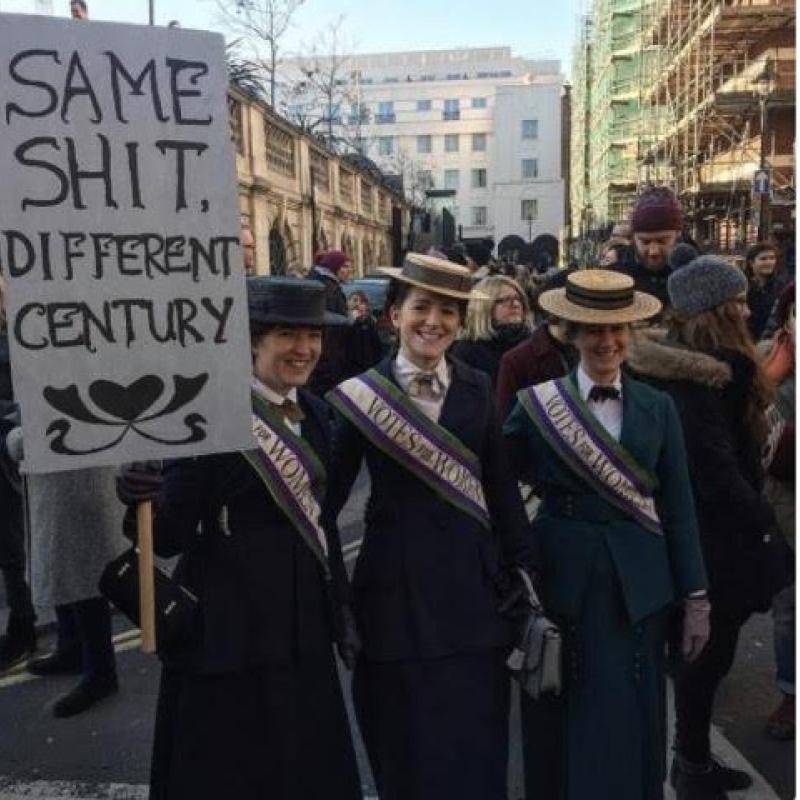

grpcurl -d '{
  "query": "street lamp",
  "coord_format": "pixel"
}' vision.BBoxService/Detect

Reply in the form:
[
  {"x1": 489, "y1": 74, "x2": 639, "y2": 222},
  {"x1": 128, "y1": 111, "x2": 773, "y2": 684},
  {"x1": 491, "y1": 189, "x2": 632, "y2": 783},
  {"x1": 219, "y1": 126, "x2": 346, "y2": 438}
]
[{"x1": 753, "y1": 58, "x2": 776, "y2": 240}]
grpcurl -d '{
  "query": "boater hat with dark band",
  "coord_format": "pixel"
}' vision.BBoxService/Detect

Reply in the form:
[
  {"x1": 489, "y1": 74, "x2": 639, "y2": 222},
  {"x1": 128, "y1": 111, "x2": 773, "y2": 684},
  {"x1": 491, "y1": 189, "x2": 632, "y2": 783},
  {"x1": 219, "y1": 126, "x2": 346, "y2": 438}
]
[
  {"x1": 379, "y1": 253, "x2": 487, "y2": 300},
  {"x1": 538, "y1": 269, "x2": 661, "y2": 324},
  {"x1": 247, "y1": 277, "x2": 349, "y2": 327}
]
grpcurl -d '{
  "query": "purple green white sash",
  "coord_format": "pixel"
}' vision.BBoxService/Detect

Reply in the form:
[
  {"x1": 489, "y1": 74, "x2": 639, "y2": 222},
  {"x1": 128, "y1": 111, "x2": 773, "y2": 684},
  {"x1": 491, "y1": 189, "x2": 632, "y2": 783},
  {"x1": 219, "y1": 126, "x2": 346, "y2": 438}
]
[
  {"x1": 327, "y1": 370, "x2": 490, "y2": 529},
  {"x1": 243, "y1": 390, "x2": 330, "y2": 574},
  {"x1": 519, "y1": 378, "x2": 663, "y2": 535}
]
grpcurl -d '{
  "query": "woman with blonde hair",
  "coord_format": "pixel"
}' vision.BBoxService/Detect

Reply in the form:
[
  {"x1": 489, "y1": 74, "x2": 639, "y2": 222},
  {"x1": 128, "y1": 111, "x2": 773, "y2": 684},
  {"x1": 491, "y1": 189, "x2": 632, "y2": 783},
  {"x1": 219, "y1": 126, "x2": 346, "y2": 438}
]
[{"x1": 450, "y1": 275, "x2": 532, "y2": 385}]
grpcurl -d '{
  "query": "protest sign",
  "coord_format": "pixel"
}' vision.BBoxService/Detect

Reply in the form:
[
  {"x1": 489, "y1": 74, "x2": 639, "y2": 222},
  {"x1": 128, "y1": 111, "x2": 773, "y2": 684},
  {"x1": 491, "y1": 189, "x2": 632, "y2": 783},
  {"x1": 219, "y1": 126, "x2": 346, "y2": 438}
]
[{"x1": 0, "y1": 14, "x2": 254, "y2": 474}]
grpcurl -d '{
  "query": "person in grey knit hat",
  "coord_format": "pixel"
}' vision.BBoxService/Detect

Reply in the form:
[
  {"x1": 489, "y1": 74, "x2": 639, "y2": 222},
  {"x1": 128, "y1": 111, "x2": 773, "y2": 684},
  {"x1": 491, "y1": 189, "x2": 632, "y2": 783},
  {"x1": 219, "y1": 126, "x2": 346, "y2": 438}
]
[
  {"x1": 628, "y1": 252, "x2": 790, "y2": 798},
  {"x1": 668, "y1": 255, "x2": 748, "y2": 318}
]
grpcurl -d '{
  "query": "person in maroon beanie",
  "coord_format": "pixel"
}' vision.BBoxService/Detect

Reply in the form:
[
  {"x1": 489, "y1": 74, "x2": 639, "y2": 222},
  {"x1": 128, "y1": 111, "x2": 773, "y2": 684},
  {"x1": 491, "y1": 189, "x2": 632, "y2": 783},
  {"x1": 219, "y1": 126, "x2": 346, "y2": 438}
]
[
  {"x1": 308, "y1": 250, "x2": 354, "y2": 395},
  {"x1": 495, "y1": 269, "x2": 578, "y2": 423},
  {"x1": 618, "y1": 186, "x2": 684, "y2": 308}
]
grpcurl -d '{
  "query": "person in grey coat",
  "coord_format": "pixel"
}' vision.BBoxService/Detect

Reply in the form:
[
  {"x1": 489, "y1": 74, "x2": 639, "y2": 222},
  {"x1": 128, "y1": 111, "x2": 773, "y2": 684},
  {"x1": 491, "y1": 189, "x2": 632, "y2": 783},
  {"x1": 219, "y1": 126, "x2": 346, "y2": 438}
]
[{"x1": 2, "y1": 424, "x2": 126, "y2": 716}]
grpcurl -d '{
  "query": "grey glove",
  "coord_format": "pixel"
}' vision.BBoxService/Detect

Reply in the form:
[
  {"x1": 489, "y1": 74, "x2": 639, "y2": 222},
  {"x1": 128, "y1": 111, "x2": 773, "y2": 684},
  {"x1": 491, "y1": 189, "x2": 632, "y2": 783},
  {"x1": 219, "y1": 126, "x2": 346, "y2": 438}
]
[
  {"x1": 682, "y1": 594, "x2": 711, "y2": 662},
  {"x1": 4, "y1": 426, "x2": 23, "y2": 465},
  {"x1": 116, "y1": 461, "x2": 164, "y2": 506}
]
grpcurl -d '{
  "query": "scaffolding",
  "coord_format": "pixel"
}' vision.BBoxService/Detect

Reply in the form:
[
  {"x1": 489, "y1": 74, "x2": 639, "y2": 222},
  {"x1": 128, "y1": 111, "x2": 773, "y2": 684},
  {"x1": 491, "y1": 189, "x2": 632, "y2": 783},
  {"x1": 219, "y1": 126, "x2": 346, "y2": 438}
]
[{"x1": 639, "y1": 0, "x2": 795, "y2": 248}]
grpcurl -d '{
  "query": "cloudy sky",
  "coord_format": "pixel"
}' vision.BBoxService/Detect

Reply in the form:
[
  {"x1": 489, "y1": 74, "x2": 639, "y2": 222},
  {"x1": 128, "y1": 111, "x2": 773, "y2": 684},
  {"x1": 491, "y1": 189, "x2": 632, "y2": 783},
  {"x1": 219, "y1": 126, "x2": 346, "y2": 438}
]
[{"x1": 0, "y1": 0, "x2": 581, "y2": 74}]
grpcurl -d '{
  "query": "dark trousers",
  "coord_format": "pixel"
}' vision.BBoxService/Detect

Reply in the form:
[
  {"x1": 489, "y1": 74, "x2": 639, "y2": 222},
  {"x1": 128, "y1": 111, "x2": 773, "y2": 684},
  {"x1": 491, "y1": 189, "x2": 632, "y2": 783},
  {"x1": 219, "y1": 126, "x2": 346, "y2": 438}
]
[
  {"x1": 0, "y1": 476, "x2": 34, "y2": 628},
  {"x1": 673, "y1": 607, "x2": 750, "y2": 764},
  {"x1": 55, "y1": 598, "x2": 116, "y2": 681}
]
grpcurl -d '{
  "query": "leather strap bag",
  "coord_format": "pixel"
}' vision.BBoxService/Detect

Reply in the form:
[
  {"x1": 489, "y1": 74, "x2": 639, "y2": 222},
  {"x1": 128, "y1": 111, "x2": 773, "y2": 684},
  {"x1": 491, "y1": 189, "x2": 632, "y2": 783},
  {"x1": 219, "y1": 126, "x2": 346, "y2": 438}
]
[
  {"x1": 99, "y1": 547, "x2": 199, "y2": 654},
  {"x1": 506, "y1": 568, "x2": 563, "y2": 699}
]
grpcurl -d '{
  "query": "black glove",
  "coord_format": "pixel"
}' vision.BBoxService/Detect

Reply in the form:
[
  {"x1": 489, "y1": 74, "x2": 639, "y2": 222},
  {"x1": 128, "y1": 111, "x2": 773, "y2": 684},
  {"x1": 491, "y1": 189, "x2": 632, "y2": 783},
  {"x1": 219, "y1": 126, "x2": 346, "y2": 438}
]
[
  {"x1": 497, "y1": 566, "x2": 540, "y2": 620},
  {"x1": 336, "y1": 604, "x2": 362, "y2": 670},
  {"x1": 116, "y1": 461, "x2": 164, "y2": 506}
]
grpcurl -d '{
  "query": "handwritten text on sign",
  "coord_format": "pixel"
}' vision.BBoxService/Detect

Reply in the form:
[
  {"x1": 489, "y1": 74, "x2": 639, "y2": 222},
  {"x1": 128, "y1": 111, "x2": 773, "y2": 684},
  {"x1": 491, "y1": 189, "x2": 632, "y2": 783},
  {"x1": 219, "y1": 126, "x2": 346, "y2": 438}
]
[{"x1": 0, "y1": 15, "x2": 253, "y2": 472}]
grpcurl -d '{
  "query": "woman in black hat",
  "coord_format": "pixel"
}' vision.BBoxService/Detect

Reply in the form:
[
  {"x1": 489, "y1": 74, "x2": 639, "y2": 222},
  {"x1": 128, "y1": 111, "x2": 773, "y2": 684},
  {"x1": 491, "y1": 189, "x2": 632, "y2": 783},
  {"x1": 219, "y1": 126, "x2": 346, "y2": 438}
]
[
  {"x1": 117, "y1": 278, "x2": 362, "y2": 800},
  {"x1": 325, "y1": 253, "x2": 535, "y2": 800}
]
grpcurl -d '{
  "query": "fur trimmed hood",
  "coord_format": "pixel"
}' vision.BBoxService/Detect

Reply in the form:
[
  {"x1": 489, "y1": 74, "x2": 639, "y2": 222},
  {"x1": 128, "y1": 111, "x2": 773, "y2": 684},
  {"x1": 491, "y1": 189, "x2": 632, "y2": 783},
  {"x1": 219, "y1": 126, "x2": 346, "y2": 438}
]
[{"x1": 627, "y1": 329, "x2": 732, "y2": 388}]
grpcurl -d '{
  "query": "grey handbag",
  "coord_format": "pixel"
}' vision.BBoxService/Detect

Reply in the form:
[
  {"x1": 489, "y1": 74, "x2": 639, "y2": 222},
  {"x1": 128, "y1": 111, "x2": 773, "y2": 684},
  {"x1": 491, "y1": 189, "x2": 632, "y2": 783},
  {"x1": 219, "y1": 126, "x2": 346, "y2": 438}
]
[{"x1": 506, "y1": 568, "x2": 562, "y2": 699}]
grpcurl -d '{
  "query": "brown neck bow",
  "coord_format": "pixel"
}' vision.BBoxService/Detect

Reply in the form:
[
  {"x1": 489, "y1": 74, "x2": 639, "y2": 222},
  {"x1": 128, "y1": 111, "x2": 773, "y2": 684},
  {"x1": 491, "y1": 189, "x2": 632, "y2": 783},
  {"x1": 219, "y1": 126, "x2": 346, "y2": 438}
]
[{"x1": 270, "y1": 398, "x2": 306, "y2": 424}]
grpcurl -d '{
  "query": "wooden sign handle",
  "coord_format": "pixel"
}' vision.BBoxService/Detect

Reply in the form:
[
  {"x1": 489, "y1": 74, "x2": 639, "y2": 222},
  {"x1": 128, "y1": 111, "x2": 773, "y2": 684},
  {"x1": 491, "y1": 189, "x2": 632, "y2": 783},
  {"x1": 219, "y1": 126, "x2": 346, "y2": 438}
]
[{"x1": 137, "y1": 500, "x2": 157, "y2": 654}]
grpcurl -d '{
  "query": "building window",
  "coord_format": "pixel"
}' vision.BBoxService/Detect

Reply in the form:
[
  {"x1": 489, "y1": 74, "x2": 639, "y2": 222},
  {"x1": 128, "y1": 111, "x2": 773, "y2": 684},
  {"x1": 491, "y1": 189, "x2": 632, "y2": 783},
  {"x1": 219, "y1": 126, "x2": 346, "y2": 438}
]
[
  {"x1": 522, "y1": 158, "x2": 538, "y2": 180},
  {"x1": 418, "y1": 170, "x2": 434, "y2": 189},
  {"x1": 378, "y1": 136, "x2": 394, "y2": 156},
  {"x1": 360, "y1": 179, "x2": 374, "y2": 216},
  {"x1": 264, "y1": 119, "x2": 296, "y2": 178},
  {"x1": 521, "y1": 198, "x2": 538, "y2": 220},
  {"x1": 471, "y1": 97, "x2": 487, "y2": 109},
  {"x1": 227, "y1": 95, "x2": 244, "y2": 155},
  {"x1": 472, "y1": 133, "x2": 487, "y2": 152},
  {"x1": 417, "y1": 135, "x2": 432, "y2": 154},
  {"x1": 349, "y1": 102, "x2": 369, "y2": 125},
  {"x1": 376, "y1": 101, "x2": 395, "y2": 123},
  {"x1": 471, "y1": 168, "x2": 487, "y2": 188},
  {"x1": 522, "y1": 119, "x2": 539, "y2": 139},
  {"x1": 471, "y1": 206, "x2": 488, "y2": 226},
  {"x1": 417, "y1": 99, "x2": 432, "y2": 111},
  {"x1": 309, "y1": 149, "x2": 330, "y2": 193},
  {"x1": 339, "y1": 168, "x2": 355, "y2": 206},
  {"x1": 443, "y1": 98, "x2": 460, "y2": 121},
  {"x1": 444, "y1": 169, "x2": 460, "y2": 190},
  {"x1": 444, "y1": 134, "x2": 460, "y2": 153}
]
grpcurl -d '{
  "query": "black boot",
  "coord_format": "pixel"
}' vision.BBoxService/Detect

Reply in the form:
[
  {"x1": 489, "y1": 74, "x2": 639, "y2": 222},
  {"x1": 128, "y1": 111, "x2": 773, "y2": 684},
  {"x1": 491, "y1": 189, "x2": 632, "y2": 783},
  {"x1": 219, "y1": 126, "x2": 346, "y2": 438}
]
[
  {"x1": 28, "y1": 649, "x2": 82, "y2": 676},
  {"x1": 0, "y1": 615, "x2": 36, "y2": 673},
  {"x1": 671, "y1": 754, "x2": 752, "y2": 799},
  {"x1": 53, "y1": 675, "x2": 119, "y2": 718}
]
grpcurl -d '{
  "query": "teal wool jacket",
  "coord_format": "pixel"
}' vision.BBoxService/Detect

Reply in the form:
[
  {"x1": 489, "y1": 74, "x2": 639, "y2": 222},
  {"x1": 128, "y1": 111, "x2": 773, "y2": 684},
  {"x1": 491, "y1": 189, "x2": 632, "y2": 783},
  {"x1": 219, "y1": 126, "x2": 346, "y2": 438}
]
[{"x1": 504, "y1": 371, "x2": 707, "y2": 624}]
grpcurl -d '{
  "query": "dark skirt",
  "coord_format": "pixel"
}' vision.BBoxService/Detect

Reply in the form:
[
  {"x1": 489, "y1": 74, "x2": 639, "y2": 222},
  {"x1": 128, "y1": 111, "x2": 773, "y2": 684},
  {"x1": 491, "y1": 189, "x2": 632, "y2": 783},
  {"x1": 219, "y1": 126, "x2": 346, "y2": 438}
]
[
  {"x1": 150, "y1": 653, "x2": 362, "y2": 800},
  {"x1": 352, "y1": 649, "x2": 509, "y2": 800},
  {"x1": 521, "y1": 545, "x2": 669, "y2": 800}
]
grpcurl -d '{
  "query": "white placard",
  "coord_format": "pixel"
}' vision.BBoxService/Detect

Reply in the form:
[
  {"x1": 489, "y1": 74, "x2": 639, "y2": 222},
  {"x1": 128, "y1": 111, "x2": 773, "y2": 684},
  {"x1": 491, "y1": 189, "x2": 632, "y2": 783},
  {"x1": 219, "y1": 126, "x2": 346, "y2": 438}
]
[{"x1": 0, "y1": 14, "x2": 253, "y2": 473}]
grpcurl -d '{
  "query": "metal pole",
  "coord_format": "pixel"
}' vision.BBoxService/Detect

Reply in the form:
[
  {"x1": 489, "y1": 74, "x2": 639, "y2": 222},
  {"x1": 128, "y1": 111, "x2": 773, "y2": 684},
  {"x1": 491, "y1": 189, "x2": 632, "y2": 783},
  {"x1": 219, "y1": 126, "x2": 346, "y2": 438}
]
[
  {"x1": 149, "y1": 0, "x2": 154, "y2": 25},
  {"x1": 757, "y1": 95, "x2": 768, "y2": 240}
]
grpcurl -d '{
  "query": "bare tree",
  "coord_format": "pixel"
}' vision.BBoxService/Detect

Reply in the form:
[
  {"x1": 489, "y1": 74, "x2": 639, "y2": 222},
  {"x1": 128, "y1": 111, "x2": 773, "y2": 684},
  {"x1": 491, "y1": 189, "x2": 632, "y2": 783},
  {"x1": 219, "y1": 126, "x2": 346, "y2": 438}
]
[
  {"x1": 215, "y1": 0, "x2": 305, "y2": 108},
  {"x1": 285, "y1": 16, "x2": 360, "y2": 148},
  {"x1": 386, "y1": 146, "x2": 429, "y2": 207}
]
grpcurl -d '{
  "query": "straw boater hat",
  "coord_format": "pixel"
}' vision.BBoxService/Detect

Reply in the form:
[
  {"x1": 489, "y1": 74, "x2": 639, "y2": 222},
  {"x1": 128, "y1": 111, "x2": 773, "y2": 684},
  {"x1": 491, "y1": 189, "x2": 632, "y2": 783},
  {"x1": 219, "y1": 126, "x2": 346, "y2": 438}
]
[
  {"x1": 379, "y1": 253, "x2": 487, "y2": 300},
  {"x1": 538, "y1": 269, "x2": 661, "y2": 324}
]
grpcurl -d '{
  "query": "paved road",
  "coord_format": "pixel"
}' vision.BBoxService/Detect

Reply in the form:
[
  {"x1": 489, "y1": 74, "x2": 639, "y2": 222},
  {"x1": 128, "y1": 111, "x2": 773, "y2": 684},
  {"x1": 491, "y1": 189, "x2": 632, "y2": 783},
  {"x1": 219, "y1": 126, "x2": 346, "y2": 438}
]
[{"x1": 0, "y1": 475, "x2": 793, "y2": 798}]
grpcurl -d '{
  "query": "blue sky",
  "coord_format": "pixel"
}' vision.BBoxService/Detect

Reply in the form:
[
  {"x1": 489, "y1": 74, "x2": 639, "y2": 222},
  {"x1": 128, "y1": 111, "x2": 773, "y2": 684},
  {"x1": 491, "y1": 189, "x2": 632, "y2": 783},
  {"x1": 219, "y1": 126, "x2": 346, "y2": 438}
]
[{"x1": 1, "y1": 0, "x2": 580, "y2": 74}]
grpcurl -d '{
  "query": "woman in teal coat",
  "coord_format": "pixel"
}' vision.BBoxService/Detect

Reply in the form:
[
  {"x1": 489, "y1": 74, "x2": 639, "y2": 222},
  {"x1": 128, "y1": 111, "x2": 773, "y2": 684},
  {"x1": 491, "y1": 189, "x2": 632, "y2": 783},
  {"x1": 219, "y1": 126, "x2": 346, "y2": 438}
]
[{"x1": 504, "y1": 270, "x2": 710, "y2": 800}]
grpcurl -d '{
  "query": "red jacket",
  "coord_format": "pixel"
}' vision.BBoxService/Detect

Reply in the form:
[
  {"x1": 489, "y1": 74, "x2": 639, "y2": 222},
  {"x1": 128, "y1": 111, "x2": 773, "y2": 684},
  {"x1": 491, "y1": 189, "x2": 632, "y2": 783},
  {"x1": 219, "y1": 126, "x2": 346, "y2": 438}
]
[{"x1": 495, "y1": 324, "x2": 576, "y2": 424}]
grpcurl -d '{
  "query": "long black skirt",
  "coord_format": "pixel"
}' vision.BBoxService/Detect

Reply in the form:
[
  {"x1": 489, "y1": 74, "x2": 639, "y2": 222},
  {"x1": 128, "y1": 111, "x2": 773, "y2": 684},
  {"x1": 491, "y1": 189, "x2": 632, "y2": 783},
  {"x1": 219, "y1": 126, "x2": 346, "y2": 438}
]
[
  {"x1": 521, "y1": 546, "x2": 669, "y2": 800},
  {"x1": 150, "y1": 653, "x2": 362, "y2": 800},
  {"x1": 352, "y1": 649, "x2": 509, "y2": 800}
]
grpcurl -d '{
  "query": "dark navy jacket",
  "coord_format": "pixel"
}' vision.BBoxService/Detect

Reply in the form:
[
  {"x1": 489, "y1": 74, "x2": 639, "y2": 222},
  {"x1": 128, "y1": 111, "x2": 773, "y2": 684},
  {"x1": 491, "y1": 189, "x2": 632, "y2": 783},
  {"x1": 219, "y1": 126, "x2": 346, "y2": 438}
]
[
  {"x1": 326, "y1": 356, "x2": 535, "y2": 662},
  {"x1": 143, "y1": 389, "x2": 349, "y2": 674}
]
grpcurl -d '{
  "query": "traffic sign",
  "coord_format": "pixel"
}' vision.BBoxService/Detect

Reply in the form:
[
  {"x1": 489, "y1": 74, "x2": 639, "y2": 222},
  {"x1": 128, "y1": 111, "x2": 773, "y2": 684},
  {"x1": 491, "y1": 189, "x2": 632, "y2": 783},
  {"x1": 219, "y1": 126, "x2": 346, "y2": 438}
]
[{"x1": 753, "y1": 169, "x2": 771, "y2": 195}]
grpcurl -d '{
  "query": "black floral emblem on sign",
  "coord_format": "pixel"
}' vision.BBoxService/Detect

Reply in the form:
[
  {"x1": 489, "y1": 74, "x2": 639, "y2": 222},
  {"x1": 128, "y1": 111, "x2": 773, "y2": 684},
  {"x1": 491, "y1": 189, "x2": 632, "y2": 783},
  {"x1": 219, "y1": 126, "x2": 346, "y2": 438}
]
[{"x1": 43, "y1": 374, "x2": 210, "y2": 456}]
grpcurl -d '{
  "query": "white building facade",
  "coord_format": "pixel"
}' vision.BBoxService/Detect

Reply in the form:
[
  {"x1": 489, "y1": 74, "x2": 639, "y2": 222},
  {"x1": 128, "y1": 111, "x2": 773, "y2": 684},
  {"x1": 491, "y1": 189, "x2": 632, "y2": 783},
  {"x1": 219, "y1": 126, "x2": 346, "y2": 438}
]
[{"x1": 280, "y1": 47, "x2": 565, "y2": 247}]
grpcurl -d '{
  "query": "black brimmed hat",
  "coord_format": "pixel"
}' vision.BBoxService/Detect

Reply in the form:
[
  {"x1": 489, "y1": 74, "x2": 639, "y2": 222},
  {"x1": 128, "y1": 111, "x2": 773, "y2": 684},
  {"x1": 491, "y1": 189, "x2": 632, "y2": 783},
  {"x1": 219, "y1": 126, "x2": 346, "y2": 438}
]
[{"x1": 247, "y1": 277, "x2": 349, "y2": 328}]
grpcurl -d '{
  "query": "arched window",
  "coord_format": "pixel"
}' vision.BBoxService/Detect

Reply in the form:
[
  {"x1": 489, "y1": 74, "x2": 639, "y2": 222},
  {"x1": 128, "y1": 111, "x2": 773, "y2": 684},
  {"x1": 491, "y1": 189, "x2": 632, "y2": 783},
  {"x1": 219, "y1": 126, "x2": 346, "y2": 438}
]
[{"x1": 269, "y1": 227, "x2": 287, "y2": 276}]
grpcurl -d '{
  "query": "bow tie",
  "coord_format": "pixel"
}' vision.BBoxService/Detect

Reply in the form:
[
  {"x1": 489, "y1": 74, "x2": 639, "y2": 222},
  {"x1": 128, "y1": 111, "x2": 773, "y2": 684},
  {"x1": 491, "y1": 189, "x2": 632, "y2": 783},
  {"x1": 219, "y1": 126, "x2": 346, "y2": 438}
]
[
  {"x1": 270, "y1": 398, "x2": 306, "y2": 424},
  {"x1": 408, "y1": 372, "x2": 442, "y2": 400},
  {"x1": 588, "y1": 385, "x2": 621, "y2": 403}
]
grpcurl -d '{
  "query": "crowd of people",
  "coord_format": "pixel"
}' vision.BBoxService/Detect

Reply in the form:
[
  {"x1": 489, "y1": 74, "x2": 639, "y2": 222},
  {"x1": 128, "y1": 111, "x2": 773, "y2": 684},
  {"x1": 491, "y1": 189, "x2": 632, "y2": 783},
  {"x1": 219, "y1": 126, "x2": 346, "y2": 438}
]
[{"x1": 0, "y1": 184, "x2": 795, "y2": 800}]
